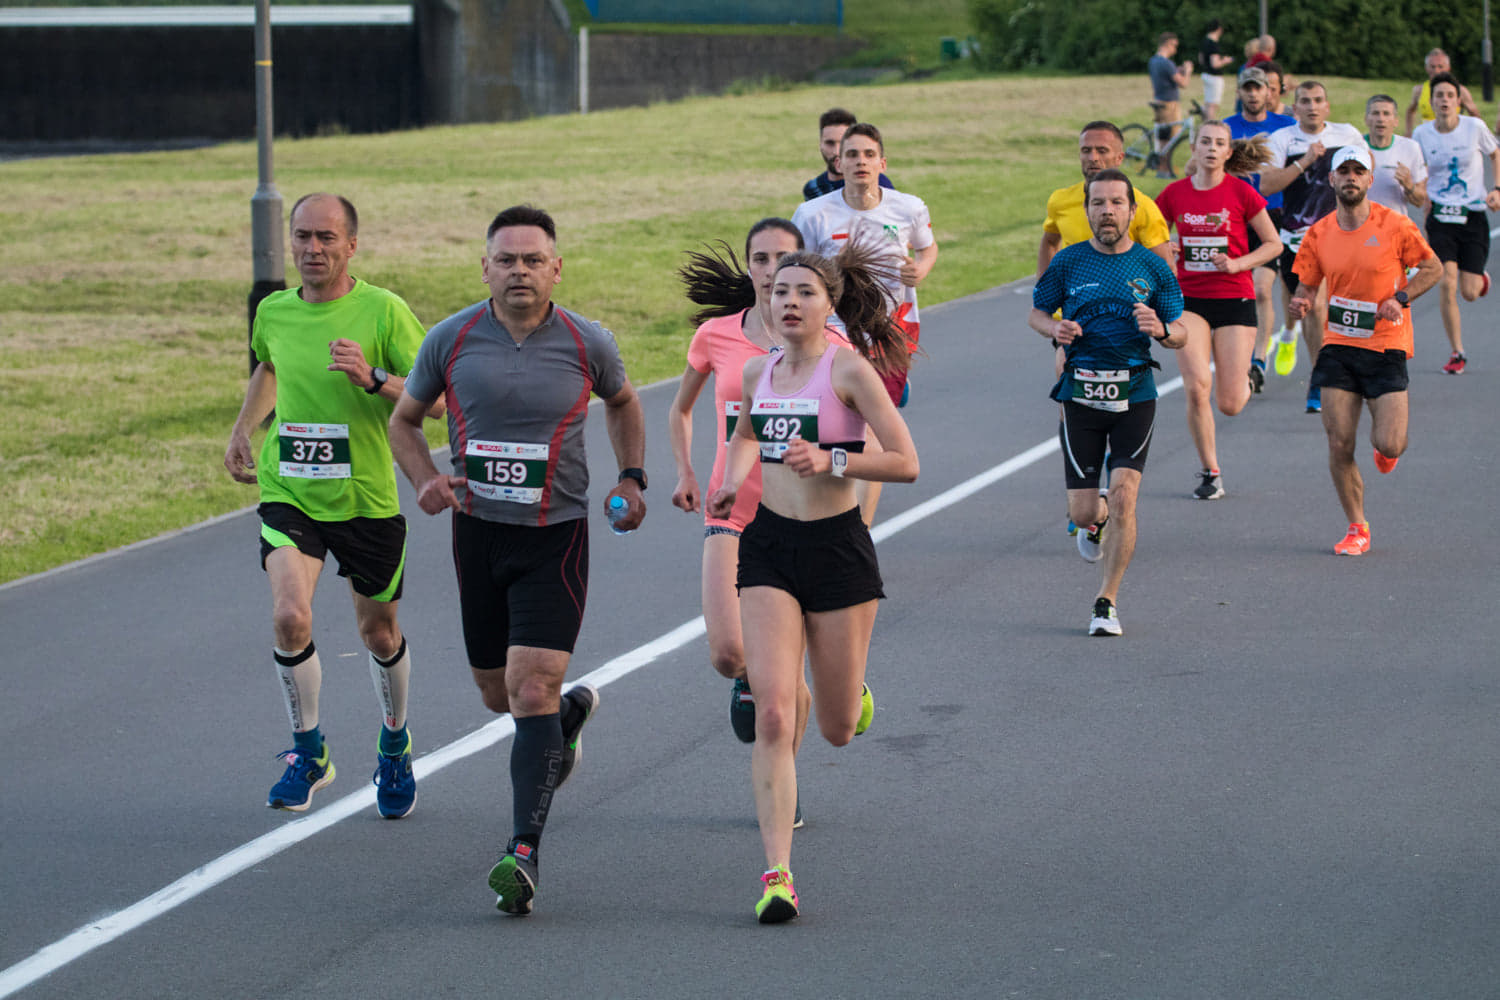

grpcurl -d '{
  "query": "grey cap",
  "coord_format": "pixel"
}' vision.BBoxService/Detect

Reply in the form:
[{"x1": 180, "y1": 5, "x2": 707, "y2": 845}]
[{"x1": 1238, "y1": 66, "x2": 1268, "y2": 87}]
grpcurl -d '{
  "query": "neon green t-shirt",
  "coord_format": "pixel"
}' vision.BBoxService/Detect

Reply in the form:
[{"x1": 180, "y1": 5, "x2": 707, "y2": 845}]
[{"x1": 250, "y1": 278, "x2": 426, "y2": 520}]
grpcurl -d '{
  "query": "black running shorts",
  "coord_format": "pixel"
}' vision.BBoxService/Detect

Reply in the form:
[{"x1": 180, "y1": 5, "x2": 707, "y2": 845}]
[
  {"x1": 1059, "y1": 399, "x2": 1157, "y2": 491},
  {"x1": 1183, "y1": 296, "x2": 1258, "y2": 329},
  {"x1": 259, "y1": 502, "x2": 406, "y2": 602},
  {"x1": 737, "y1": 504, "x2": 884, "y2": 612},
  {"x1": 452, "y1": 512, "x2": 588, "y2": 667},
  {"x1": 1425, "y1": 207, "x2": 1489, "y2": 274},
  {"x1": 1310, "y1": 344, "x2": 1410, "y2": 399}
]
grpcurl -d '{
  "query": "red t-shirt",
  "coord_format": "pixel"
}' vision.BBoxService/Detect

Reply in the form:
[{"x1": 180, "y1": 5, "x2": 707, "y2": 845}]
[{"x1": 1155, "y1": 174, "x2": 1267, "y2": 299}]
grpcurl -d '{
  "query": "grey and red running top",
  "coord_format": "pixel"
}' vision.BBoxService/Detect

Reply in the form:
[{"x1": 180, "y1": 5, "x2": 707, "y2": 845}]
[
  {"x1": 405, "y1": 300, "x2": 628, "y2": 526},
  {"x1": 749, "y1": 345, "x2": 867, "y2": 463}
]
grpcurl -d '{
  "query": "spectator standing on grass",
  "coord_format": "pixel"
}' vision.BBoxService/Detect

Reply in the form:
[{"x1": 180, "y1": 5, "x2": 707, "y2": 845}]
[{"x1": 1149, "y1": 32, "x2": 1194, "y2": 177}]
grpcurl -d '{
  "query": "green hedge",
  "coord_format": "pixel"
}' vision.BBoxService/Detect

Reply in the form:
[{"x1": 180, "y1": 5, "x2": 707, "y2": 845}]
[{"x1": 968, "y1": 0, "x2": 1489, "y2": 83}]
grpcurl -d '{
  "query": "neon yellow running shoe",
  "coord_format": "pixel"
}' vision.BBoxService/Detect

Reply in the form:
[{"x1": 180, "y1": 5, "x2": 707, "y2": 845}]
[
  {"x1": 756, "y1": 865, "x2": 799, "y2": 924},
  {"x1": 1273, "y1": 324, "x2": 1299, "y2": 376},
  {"x1": 854, "y1": 683, "x2": 874, "y2": 736}
]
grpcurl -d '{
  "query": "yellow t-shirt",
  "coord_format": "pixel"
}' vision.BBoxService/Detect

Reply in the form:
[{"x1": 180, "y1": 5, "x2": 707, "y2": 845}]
[
  {"x1": 1043, "y1": 180, "x2": 1173, "y2": 250},
  {"x1": 1418, "y1": 80, "x2": 1434, "y2": 122}
]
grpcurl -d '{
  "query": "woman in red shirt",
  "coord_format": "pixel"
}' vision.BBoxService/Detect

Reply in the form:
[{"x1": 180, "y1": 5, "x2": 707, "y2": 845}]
[{"x1": 1156, "y1": 122, "x2": 1283, "y2": 500}]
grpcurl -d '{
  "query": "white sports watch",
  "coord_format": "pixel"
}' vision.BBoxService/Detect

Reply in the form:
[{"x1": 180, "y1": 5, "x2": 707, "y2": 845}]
[{"x1": 830, "y1": 447, "x2": 849, "y2": 478}]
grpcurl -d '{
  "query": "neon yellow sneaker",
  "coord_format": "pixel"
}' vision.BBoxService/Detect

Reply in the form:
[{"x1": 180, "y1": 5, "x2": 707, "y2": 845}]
[
  {"x1": 1273, "y1": 324, "x2": 1299, "y2": 376},
  {"x1": 756, "y1": 865, "x2": 799, "y2": 924},
  {"x1": 854, "y1": 683, "x2": 874, "y2": 736}
]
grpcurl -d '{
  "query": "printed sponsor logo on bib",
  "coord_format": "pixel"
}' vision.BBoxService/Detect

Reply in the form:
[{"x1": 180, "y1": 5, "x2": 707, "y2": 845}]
[
  {"x1": 1182, "y1": 235, "x2": 1229, "y2": 272},
  {"x1": 1434, "y1": 202, "x2": 1467, "y2": 224},
  {"x1": 724, "y1": 400, "x2": 741, "y2": 444},
  {"x1": 750, "y1": 398, "x2": 820, "y2": 462},
  {"x1": 464, "y1": 439, "x2": 549, "y2": 503},
  {"x1": 1328, "y1": 295, "x2": 1378, "y2": 337},
  {"x1": 1071, "y1": 368, "x2": 1131, "y2": 412},
  {"x1": 279, "y1": 422, "x2": 351, "y2": 479}
]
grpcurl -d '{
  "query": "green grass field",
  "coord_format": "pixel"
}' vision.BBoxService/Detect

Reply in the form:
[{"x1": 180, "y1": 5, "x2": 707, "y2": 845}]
[{"x1": 0, "y1": 73, "x2": 1418, "y2": 582}]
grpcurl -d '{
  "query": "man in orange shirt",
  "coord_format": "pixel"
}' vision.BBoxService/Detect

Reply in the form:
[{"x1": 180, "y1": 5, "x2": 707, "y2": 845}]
[{"x1": 1288, "y1": 146, "x2": 1441, "y2": 555}]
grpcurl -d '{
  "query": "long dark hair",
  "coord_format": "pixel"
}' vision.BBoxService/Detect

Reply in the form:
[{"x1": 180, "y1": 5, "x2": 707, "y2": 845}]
[
  {"x1": 773, "y1": 244, "x2": 911, "y2": 376},
  {"x1": 679, "y1": 218, "x2": 803, "y2": 326}
]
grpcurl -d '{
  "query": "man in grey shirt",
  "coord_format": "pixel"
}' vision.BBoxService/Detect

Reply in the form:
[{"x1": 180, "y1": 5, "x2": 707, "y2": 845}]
[
  {"x1": 1149, "y1": 31, "x2": 1193, "y2": 175},
  {"x1": 389, "y1": 204, "x2": 647, "y2": 916}
]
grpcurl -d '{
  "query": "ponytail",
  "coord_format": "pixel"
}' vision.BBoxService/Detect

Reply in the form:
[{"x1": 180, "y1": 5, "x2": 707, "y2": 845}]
[
  {"x1": 678, "y1": 241, "x2": 755, "y2": 326},
  {"x1": 774, "y1": 241, "x2": 913, "y2": 376}
]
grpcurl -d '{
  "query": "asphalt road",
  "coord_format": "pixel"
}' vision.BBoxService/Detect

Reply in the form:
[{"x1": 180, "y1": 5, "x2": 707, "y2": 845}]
[{"x1": 3, "y1": 273, "x2": 1497, "y2": 999}]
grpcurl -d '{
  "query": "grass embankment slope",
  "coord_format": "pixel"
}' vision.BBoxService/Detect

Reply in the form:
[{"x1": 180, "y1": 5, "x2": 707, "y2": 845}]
[{"x1": 0, "y1": 75, "x2": 1407, "y2": 582}]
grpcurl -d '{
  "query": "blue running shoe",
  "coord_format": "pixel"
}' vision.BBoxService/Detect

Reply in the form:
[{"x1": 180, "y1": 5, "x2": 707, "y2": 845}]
[
  {"x1": 372, "y1": 731, "x2": 416, "y2": 819},
  {"x1": 793, "y1": 795, "x2": 805, "y2": 830},
  {"x1": 268, "y1": 742, "x2": 334, "y2": 812},
  {"x1": 729, "y1": 676, "x2": 757, "y2": 743},
  {"x1": 1306, "y1": 384, "x2": 1322, "y2": 414},
  {"x1": 489, "y1": 843, "x2": 538, "y2": 915},
  {"x1": 557, "y1": 683, "x2": 599, "y2": 788}
]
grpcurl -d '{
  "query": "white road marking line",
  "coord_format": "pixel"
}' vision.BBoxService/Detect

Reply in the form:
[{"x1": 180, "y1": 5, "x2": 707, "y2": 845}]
[{"x1": 0, "y1": 375, "x2": 1182, "y2": 998}]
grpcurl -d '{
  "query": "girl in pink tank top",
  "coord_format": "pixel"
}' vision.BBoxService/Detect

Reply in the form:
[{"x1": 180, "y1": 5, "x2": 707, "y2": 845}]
[{"x1": 705, "y1": 243, "x2": 920, "y2": 924}]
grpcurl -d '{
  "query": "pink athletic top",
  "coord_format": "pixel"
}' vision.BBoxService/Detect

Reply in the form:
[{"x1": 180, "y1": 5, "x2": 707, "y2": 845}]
[
  {"x1": 749, "y1": 344, "x2": 867, "y2": 466},
  {"x1": 686, "y1": 310, "x2": 843, "y2": 531}
]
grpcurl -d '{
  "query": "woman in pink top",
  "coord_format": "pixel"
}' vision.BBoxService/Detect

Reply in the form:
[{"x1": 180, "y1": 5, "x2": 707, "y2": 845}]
[
  {"x1": 707, "y1": 244, "x2": 918, "y2": 924},
  {"x1": 670, "y1": 219, "x2": 827, "y2": 757}
]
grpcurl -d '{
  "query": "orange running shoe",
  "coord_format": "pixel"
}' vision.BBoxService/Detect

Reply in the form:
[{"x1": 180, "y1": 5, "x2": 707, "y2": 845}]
[
  {"x1": 1333, "y1": 522, "x2": 1371, "y2": 556},
  {"x1": 1373, "y1": 449, "x2": 1399, "y2": 474}
]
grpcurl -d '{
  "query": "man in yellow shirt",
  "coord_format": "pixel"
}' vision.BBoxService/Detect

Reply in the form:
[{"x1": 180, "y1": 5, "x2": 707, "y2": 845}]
[{"x1": 1038, "y1": 120, "x2": 1174, "y2": 275}]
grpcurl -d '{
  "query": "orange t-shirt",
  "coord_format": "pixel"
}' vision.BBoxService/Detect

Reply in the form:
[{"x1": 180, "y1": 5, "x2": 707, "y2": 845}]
[{"x1": 1291, "y1": 201, "x2": 1434, "y2": 356}]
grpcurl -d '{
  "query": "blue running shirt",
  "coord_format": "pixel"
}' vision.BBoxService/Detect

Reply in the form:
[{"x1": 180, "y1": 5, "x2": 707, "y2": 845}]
[{"x1": 1033, "y1": 241, "x2": 1183, "y2": 404}]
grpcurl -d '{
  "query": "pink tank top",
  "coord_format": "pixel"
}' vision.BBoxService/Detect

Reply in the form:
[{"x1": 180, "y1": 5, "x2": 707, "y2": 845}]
[{"x1": 750, "y1": 345, "x2": 866, "y2": 463}]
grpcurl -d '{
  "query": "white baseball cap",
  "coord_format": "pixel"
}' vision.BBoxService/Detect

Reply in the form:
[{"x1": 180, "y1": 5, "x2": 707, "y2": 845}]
[{"x1": 1331, "y1": 145, "x2": 1373, "y2": 171}]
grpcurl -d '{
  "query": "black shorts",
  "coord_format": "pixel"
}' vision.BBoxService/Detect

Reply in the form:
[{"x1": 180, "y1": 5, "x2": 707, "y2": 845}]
[
  {"x1": 1248, "y1": 207, "x2": 1283, "y2": 270},
  {"x1": 1183, "y1": 296, "x2": 1258, "y2": 329},
  {"x1": 737, "y1": 504, "x2": 884, "y2": 612},
  {"x1": 1425, "y1": 207, "x2": 1490, "y2": 273},
  {"x1": 1059, "y1": 398, "x2": 1157, "y2": 491},
  {"x1": 452, "y1": 512, "x2": 588, "y2": 667},
  {"x1": 258, "y1": 502, "x2": 406, "y2": 601},
  {"x1": 1310, "y1": 344, "x2": 1410, "y2": 399}
]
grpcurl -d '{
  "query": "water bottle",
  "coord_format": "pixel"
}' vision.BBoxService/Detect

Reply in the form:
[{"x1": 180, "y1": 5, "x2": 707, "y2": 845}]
[{"x1": 606, "y1": 495, "x2": 633, "y2": 536}]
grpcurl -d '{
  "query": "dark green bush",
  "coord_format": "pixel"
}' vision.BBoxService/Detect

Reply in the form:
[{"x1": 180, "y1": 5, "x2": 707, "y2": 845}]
[{"x1": 969, "y1": 0, "x2": 1490, "y2": 83}]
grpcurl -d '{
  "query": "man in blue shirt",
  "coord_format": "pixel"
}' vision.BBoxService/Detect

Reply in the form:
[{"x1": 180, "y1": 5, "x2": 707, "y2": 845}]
[
  {"x1": 1224, "y1": 65, "x2": 1296, "y2": 387},
  {"x1": 1029, "y1": 169, "x2": 1188, "y2": 637}
]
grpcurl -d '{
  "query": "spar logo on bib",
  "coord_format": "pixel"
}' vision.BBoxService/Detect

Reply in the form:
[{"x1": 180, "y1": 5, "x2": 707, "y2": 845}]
[{"x1": 1181, "y1": 210, "x2": 1231, "y2": 231}]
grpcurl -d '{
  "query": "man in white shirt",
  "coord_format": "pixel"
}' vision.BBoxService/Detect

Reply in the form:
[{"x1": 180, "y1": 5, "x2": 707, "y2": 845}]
[
  {"x1": 1260, "y1": 80, "x2": 1369, "y2": 412},
  {"x1": 1364, "y1": 93, "x2": 1428, "y2": 222},
  {"x1": 1411, "y1": 72, "x2": 1500, "y2": 374}
]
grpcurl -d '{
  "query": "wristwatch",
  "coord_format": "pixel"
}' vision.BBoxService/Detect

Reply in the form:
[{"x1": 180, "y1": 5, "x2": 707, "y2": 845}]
[
  {"x1": 618, "y1": 467, "x2": 648, "y2": 490},
  {"x1": 1394, "y1": 289, "x2": 1410, "y2": 307},
  {"x1": 830, "y1": 447, "x2": 849, "y2": 478},
  {"x1": 366, "y1": 367, "x2": 388, "y2": 394}
]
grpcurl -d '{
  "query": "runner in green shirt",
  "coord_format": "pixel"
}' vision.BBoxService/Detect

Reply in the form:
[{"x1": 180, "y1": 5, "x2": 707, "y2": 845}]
[{"x1": 224, "y1": 193, "x2": 438, "y2": 819}]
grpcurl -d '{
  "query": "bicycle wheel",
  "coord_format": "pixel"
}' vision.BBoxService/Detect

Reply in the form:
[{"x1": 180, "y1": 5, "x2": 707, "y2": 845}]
[
  {"x1": 1120, "y1": 124, "x2": 1153, "y2": 175},
  {"x1": 1165, "y1": 130, "x2": 1193, "y2": 178}
]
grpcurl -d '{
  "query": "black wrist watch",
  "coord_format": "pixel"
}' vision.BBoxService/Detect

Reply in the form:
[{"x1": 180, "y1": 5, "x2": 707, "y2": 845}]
[
  {"x1": 366, "y1": 366, "x2": 389, "y2": 394},
  {"x1": 618, "y1": 467, "x2": 648, "y2": 490},
  {"x1": 1394, "y1": 290, "x2": 1410, "y2": 307}
]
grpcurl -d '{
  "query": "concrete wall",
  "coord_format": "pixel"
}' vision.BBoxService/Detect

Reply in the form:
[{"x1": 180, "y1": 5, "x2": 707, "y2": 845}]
[
  {"x1": 417, "y1": 0, "x2": 575, "y2": 124},
  {"x1": 585, "y1": 31, "x2": 860, "y2": 111}
]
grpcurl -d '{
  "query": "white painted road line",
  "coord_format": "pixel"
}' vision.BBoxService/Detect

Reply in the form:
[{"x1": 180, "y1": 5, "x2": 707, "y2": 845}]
[{"x1": 0, "y1": 375, "x2": 1182, "y2": 998}]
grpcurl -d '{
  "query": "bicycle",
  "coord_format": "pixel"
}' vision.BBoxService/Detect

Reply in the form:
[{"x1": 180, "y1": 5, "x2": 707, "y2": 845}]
[{"x1": 1121, "y1": 100, "x2": 1203, "y2": 179}]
